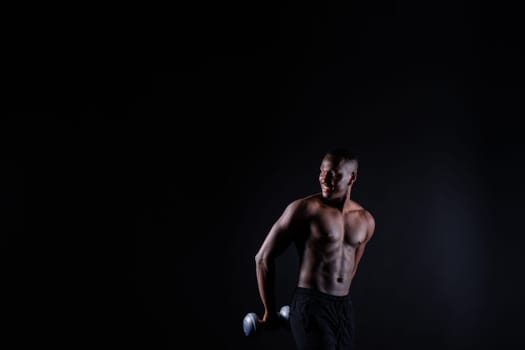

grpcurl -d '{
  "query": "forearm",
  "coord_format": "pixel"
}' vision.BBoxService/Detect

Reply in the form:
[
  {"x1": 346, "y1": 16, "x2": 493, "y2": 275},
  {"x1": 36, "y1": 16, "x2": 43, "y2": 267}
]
[{"x1": 255, "y1": 258, "x2": 277, "y2": 315}]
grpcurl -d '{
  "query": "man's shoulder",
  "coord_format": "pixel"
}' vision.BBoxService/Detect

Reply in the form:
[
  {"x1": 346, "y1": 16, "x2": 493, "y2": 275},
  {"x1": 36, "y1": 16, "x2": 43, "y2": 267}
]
[
  {"x1": 349, "y1": 200, "x2": 372, "y2": 215},
  {"x1": 285, "y1": 194, "x2": 321, "y2": 213},
  {"x1": 294, "y1": 194, "x2": 323, "y2": 208},
  {"x1": 362, "y1": 209, "x2": 375, "y2": 227},
  {"x1": 347, "y1": 201, "x2": 375, "y2": 227},
  {"x1": 357, "y1": 208, "x2": 375, "y2": 237}
]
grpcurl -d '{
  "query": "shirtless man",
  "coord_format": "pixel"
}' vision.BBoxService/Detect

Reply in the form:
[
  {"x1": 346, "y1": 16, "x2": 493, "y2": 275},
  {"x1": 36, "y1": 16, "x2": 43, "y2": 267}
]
[{"x1": 254, "y1": 148, "x2": 375, "y2": 350}]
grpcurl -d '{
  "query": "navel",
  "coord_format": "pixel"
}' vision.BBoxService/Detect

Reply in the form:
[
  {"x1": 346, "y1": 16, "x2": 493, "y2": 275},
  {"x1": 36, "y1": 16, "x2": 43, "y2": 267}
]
[{"x1": 337, "y1": 277, "x2": 343, "y2": 283}]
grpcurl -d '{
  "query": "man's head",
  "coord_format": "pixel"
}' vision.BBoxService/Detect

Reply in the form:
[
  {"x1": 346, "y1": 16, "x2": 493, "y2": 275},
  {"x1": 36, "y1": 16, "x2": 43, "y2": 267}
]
[{"x1": 319, "y1": 148, "x2": 359, "y2": 200}]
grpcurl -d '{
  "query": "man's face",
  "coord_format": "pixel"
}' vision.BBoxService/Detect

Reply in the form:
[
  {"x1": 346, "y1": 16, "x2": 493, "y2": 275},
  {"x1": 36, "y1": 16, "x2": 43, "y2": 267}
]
[{"x1": 319, "y1": 155, "x2": 354, "y2": 200}]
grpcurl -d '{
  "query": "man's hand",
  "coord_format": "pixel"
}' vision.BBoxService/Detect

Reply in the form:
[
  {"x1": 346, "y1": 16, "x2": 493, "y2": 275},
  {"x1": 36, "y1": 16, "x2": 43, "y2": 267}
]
[
  {"x1": 261, "y1": 310, "x2": 281, "y2": 330},
  {"x1": 242, "y1": 305, "x2": 291, "y2": 336}
]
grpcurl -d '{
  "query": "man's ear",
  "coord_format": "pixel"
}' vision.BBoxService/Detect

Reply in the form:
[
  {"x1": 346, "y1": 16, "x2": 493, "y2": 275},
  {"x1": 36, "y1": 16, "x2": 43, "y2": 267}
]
[{"x1": 348, "y1": 171, "x2": 357, "y2": 185}]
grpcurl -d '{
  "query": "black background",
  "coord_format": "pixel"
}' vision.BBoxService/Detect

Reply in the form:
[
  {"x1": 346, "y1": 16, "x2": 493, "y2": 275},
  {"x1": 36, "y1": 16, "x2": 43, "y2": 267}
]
[{"x1": 5, "y1": 1, "x2": 525, "y2": 349}]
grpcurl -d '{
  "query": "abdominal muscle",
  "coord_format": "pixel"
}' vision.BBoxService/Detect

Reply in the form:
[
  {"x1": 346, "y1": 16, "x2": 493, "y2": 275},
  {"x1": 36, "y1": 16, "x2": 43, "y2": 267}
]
[{"x1": 297, "y1": 242, "x2": 356, "y2": 296}]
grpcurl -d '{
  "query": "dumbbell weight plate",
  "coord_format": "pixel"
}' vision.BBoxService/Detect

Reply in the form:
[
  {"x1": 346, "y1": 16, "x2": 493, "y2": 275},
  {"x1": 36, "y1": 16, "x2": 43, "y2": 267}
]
[{"x1": 243, "y1": 312, "x2": 259, "y2": 336}]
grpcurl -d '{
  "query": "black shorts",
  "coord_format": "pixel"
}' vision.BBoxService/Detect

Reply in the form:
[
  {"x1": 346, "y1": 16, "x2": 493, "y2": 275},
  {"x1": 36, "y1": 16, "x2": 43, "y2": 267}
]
[{"x1": 290, "y1": 287, "x2": 356, "y2": 350}]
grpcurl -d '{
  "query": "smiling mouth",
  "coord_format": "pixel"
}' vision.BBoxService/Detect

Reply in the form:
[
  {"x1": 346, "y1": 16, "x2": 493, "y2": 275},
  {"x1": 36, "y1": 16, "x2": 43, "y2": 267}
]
[{"x1": 321, "y1": 184, "x2": 333, "y2": 192}]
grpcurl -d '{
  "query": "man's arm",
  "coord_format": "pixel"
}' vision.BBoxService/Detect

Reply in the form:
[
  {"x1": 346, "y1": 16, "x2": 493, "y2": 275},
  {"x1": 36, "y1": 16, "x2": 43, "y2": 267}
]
[
  {"x1": 351, "y1": 211, "x2": 375, "y2": 279},
  {"x1": 254, "y1": 199, "x2": 303, "y2": 325}
]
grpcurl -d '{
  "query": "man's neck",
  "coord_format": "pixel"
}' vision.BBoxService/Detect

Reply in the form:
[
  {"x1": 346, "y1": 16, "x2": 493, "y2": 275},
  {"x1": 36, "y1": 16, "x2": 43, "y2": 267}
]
[{"x1": 325, "y1": 193, "x2": 351, "y2": 212}]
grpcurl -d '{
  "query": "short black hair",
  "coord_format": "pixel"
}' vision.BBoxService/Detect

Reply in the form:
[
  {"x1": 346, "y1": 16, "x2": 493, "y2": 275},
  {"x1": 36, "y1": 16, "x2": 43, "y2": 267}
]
[{"x1": 326, "y1": 148, "x2": 358, "y2": 163}]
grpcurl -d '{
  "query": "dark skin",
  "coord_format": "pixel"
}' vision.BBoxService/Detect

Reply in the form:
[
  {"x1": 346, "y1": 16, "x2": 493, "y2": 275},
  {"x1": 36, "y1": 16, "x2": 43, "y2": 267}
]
[{"x1": 255, "y1": 153, "x2": 375, "y2": 328}]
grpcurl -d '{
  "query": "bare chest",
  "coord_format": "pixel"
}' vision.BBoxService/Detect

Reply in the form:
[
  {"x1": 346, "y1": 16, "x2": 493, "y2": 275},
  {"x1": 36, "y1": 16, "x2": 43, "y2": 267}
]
[{"x1": 310, "y1": 210, "x2": 368, "y2": 247}]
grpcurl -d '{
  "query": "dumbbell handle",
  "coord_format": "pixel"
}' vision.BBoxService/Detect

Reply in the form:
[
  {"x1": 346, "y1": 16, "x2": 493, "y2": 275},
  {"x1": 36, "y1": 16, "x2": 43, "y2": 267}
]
[{"x1": 242, "y1": 305, "x2": 290, "y2": 336}]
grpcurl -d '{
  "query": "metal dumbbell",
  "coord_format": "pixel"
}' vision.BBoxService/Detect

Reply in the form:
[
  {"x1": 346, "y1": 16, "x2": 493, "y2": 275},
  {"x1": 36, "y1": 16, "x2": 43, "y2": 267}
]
[{"x1": 242, "y1": 305, "x2": 290, "y2": 336}]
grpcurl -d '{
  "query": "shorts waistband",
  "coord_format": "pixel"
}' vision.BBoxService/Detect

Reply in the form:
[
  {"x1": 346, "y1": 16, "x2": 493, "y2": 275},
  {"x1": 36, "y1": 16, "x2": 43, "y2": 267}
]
[{"x1": 294, "y1": 287, "x2": 351, "y2": 302}]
